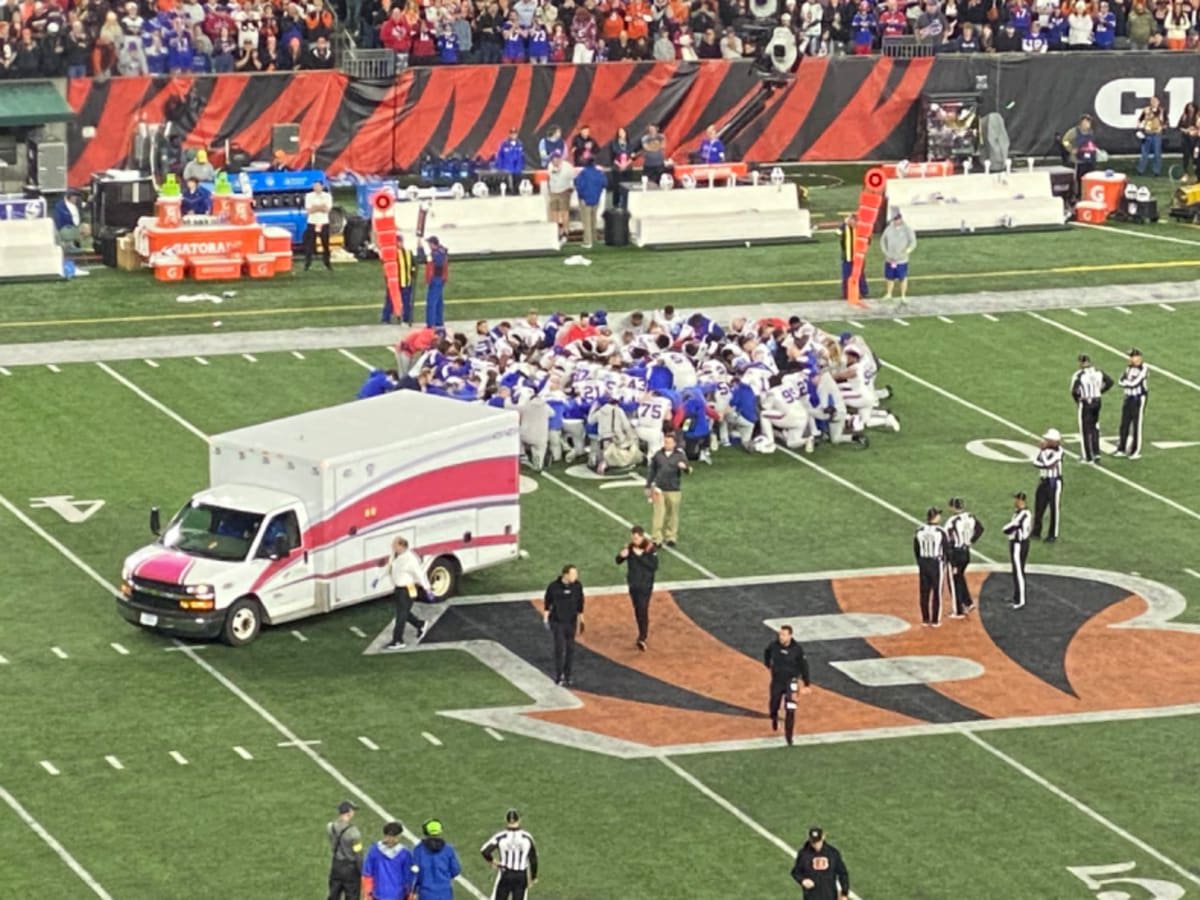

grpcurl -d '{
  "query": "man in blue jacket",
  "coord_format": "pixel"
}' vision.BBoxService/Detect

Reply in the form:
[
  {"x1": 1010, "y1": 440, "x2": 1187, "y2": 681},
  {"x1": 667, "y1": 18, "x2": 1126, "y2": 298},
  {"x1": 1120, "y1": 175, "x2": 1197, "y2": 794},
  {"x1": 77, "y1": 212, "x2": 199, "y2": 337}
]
[
  {"x1": 495, "y1": 128, "x2": 526, "y2": 190},
  {"x1": 573, "y1": 158, "x2": 606, "y2": 249},
  {"x1": 361, "y1": 822, "x2": 413, "y2": 900},
  {"x1": 411, "y1": 819, "x2": 461, "y2": 900},
  {"x1": 357, "y1": 368, "x2": 400, "y2": 399}
]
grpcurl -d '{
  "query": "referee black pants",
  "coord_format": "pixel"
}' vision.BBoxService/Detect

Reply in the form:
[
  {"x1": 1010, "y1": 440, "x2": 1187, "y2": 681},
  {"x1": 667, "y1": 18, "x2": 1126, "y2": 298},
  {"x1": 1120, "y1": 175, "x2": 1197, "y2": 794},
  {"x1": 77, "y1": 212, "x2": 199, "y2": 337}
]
[
  {"x1": 1118, "y1": 394, "x2": 1147, "y2": 456},
  {"x1": 550, "y1": 620, "x2": 577, "y2": 682},
  {"x1": 917, "y1": 558, "x2": 943, "y2": 625},
  {"x1": 1033, "y1": 478, "x2": 1062, "y2": 540},
  {"x1": 492, "y1": 869, "x2": 529, "y2": 900},
  {"x1": 948, "y1": 546, "x2": 973, "y2": 614},
  {"x1": 1078, "y1": 399, "x2": 1102, "y2": 461},
  {"x1": 1010, "y1": 539, "x2": 1030, "y2": 607}
]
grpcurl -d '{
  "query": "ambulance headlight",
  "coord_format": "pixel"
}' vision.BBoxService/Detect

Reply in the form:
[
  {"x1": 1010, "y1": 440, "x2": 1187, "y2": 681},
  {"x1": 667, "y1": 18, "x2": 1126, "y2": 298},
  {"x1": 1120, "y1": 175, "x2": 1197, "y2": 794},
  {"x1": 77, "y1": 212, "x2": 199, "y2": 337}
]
[
  {"x1": 121, "y1": 562, "x2": 133, "y2": 583},
  {"x1": 185, "y1": 584, "x2": 215, "y2": 598}
]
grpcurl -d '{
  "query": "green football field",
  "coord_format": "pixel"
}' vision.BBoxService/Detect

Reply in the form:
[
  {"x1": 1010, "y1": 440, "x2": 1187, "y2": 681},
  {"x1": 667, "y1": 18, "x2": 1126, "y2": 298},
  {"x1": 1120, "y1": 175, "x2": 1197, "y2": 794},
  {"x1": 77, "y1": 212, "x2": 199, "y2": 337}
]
[{"x1": 2, "y1": 166, "x2": 1200, "y2": 899}]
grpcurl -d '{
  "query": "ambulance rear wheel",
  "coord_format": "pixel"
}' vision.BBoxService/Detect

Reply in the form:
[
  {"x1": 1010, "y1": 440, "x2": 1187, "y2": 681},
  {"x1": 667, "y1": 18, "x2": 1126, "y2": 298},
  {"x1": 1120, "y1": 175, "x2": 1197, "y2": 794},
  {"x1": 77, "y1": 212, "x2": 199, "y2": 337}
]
[
  {"x1": 427, "y1": 557, "x2": 459, "y2": 601},
  {"x1": 222, "y1": 597, "x2": 263, "y2": 646}
]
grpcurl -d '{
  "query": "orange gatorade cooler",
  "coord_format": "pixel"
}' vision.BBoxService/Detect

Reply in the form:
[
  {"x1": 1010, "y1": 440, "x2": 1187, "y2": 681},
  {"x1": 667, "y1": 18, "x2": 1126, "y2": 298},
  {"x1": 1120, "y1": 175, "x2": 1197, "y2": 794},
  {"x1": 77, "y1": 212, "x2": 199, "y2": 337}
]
[
  {"x1": 1081, "y1": 171, "x2": 1126, "y2": 213},
  {"x1": 1074, "y1": 201, "x2": 1109, "y2": 224},
  {"x1": 155, "y1": 196, "x2": 182, "y2": 228}
]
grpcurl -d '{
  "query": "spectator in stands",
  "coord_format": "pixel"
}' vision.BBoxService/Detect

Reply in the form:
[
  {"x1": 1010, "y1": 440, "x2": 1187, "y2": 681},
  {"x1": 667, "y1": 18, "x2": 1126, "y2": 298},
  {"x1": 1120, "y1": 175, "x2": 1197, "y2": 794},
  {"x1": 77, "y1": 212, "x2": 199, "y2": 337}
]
[
  {"x1": 235, "y1": 37, "x2": 262, "y2": 70},
  {"x1": 184, "y1": 150, "x2": 216, "y2": 182},
  {"x1": 947, "y1": 19, "x2": 981, "y2": 48},
  {"x1": 1061, "y1": 114, "x2": 1099, "y2": 182},
  {"x1": 64, "y1": 19, "x2": 90, "y2": 77},
  {"x1": 452, "y1": 8, "x2": 473, "y2": 60},
  {"x1": 146, "y1": 31, "x2": 170, "y2": 74},
  {"x1": 117, "y1": 33, "x2": 147, "y2": 74},
  {"x1": 697, "y1": 125, "x2": 726, "y2": 163},
  {"x1": 992, "y1": 19, "x2": 1020, "y2": 49},
  {"x1": 574, "y1": 158, "x2": 606, "y2": 250},
  {"x1": 475, "y1": 3, "x2": 502, "y2": 61},
  {"x1": 1137, "y1": 95, "x2": 1166, "y2": 177},
  {"x1": 1126, "y1": 0, "x2": 1159, "y2": 48},
  {"x1": 411, "y1": 18, "x2": 438, "y2": 63},
  {"x1": 1067, "y1": 1, "x2": 1093, "y2": 46},
  {"x1": 641, "y1": 124, "x2": 669, "y2": 182},
  {"x1": 279, "y1": 33, "x2": 305, "y2": 68},
  {"x1": 539, "y1": 126, "x2": 565, "y2": 166},
  {"x1": 1178, "y1": 102, "x2": 1200, "y2": 180},
  {"x1": 53, "y1": 190, "x2": 83, "y2": 252},
  {"x1": 1022, "y1": 18, "x2": 1048, "y2": 50},
  {"x1": 1093, "y1": 1, "x2": 1117, "y2": 48},
  {"x1": 181, "y1": 177, "x2": 212, "y2": 215},
  {"x1": 878, "y1": 0, "x2": 909, "y2": 37},
  {"x1": 916, "y1": 0, "x2": 948, "y2": 43},
  {"x1": 1163, "y1": 0, "x2": 1191, "y2": 48},
  {"x1": 572, "y1": 125, "x2": 599, "y2": 166},
  {"x1": 211, "y1": 25, "x2": 236, "y2": 71},
  {"x1": 514, "y1": 0, "x2": 540, "y2": 27},
  {"x1": 608, "y1": 126, "x2": 635, "y2": 206},
  {"x1": 720, "y1": 26, "x2": 744, "y2": 57},
  {"x1": 381, "y1": 7, "x2": 412, "y2": 61},
  {"x1": 495, "y1": 128, "x2": 526, "y2": 189},
  {"x1": 546, "y1": 153, "x2": 576, "y2": 242},
  {"x1": 696, "y1": 26, "x2": 721, "y2": 56},
  {"x1": 571, "y1": 6, "x2": 598, "y2": 60},
  {"x1": 502, "y1": 11, "x2": 527, "y2": 61},
  {"x1": 438, "y1": 18, "x2": 461, "y2": 61},
  {"x1": 305, "y1": 33, "x2": 335, "y2": 67},
  {"x1": 653, "y1": 27, "x2": 676, "y2": 58},
  {"x1": 550, "y1": 22, "x2": 571, "y2": 60}
]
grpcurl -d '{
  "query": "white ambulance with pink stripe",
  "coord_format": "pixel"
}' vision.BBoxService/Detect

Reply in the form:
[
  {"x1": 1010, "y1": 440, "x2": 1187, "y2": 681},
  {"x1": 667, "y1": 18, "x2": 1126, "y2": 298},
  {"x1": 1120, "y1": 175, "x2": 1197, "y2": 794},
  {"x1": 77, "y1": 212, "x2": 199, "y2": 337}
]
[{"x1": 117, "y1": 391, "x2": 521, "y2": 645}]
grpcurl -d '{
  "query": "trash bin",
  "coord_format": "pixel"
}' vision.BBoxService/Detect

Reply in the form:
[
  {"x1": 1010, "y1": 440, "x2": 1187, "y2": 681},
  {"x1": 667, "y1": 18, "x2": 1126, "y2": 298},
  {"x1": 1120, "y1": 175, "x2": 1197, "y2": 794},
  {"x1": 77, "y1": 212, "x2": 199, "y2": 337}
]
[{"x1": 604, "y1": 207, "x2": 630, "y2": 247}]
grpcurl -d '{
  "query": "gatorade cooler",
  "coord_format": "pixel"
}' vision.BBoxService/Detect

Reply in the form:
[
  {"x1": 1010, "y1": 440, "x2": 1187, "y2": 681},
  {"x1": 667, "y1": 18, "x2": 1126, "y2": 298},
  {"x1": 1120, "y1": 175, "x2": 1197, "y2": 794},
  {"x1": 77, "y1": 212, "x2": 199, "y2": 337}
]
[
  {"x1": 1074, "y1": 201, "x2": 1109, "y2": 224},
  {"x1": 155, "y1": 196, "x2": 182, "y2": 228},
  {"x1": 211, "y1": 193, "x2": 253, "y2": 223},
  {"x1": 245, "y1": 253, "x2": 276, "y2": 278},
  {"x1": 1081, "y1": 171, "x2": 1126, "y2": 213},
  {"x1": 153, "y1": 256, "x2": 185, "y2": 281}
]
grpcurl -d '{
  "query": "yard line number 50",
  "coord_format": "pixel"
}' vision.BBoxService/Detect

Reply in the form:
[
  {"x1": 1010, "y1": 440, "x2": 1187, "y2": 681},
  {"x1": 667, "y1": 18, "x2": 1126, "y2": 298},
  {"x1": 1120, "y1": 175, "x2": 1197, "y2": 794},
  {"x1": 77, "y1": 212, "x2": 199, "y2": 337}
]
[{"x1": 1067, "y1": 862, "x2": 1185, "y2": 899}]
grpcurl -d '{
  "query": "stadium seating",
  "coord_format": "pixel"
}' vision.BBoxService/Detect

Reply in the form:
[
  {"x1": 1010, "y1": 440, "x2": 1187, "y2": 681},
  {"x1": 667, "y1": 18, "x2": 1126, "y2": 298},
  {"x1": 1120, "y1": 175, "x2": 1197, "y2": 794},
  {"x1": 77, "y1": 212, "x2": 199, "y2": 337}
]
[
  {"x1": 390, "y1": 194, "x2": 560, "y2": 256},
  {"x1": 885, "y1": 171, "x2": 1067, "y2": 234},
  {"x1": 625, "y1": 182, "x2": 813, "y2": 248},
  {"x1": 0, "y1": 218, "x2": 63, "y2": 280}
]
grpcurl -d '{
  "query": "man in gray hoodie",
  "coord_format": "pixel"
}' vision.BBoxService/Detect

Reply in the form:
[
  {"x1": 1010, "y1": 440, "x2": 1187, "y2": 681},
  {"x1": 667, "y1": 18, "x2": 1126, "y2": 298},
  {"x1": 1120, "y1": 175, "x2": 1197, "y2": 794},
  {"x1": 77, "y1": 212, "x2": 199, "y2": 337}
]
[{"x1": 880, "y1": 209, "x2": 917, "y2": 306}]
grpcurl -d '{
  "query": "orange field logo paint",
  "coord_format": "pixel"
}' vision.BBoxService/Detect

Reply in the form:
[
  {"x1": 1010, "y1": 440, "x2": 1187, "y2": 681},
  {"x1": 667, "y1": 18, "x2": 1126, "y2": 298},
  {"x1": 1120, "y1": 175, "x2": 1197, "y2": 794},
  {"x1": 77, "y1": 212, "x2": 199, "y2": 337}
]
[{"x1": 418, "y1": 566, "x2": 1200, "y2": 758}]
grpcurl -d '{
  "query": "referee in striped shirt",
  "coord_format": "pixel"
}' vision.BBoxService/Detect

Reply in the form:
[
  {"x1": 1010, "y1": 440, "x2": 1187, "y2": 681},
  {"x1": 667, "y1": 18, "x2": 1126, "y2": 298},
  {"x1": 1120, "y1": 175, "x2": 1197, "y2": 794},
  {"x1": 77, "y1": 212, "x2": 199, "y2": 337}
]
[
  {"x1": 1032, "y1": 428, "x2": 1064, "y2": 543},
  {"x1": 1115, "y1": 347, "x2": 1149, "y2": 459},
  {"x1": 944, "y1": 497, "x2": 984, "y2": 618},
  {"x1": 914, "y1": 507, "x2": 949, "y2": 627},
  {"x1": 481, "y1": 809, "x2": 538, "y2": 900},
  {"x1": 1003, "y1": 492, "x2": 1033, "y2": 609},
  {"x1": 1070, "y1": 354, "x2": 1113, "y2": 464}
]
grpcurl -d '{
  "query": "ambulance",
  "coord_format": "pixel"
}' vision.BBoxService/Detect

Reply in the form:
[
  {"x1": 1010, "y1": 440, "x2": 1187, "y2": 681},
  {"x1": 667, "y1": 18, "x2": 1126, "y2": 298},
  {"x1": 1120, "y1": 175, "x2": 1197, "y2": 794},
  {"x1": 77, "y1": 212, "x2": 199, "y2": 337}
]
[{"x1": 117, "y1": 391, "x2": 521, "y2": 645}]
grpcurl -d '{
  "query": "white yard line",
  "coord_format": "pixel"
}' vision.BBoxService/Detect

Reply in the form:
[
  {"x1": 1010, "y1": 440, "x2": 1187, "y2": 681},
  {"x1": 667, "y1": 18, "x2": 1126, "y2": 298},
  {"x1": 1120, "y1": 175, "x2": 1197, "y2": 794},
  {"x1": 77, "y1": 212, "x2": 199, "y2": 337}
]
[
  {"x1": 50, "y1": 646, "x2": 68, "y2": 659},
  {"x1": 38, "y1": 760, "x2": 60, "y2": 776},
  {"x1": 232, "y1": 745, "x2": 254, "y2": 760},
  {"x1": 338, "y1": 348, "x2": 375, "y2": 371},
  {"x1": 169, "y1": 751, "x2": 189, "y2": 765},
  {"x1": 104, "y1": 755, "x2": 124, "y2": 771},
  {"x1": 242, "y1": 353, "x2": 258, "y2": 363},
  {"x1": 962, "y1": 730, "x2": 1200, "y2": 889},
  {"x1": 658, "y1": 757, "x2": 864, "y2": 899},
  {"x1": 937, "y1": 316, "x2": 954, "y2": 324},
  {"x1": 0, "y1": 785, "x2": 114, "y2": 899},
  {"x1": 1114, "y1": 306, "x2": 1132, "y2": 314},
  {"x1": 97, "y1": 362, "x2": 210, "y2": 442},
  {"x1": 1069, "y1": 308, "x2": 1088, "y2": 317},
  {"x1": 109, "y1": 642, "x2": 129, "y2": 656},
  {"x1": 982, "y1": 313, "x2": 999, "y2": 322},
  {"x1": 144, "y1": 359, "x2": 159, "y2": 368},
  {"x1": 892, "y1": 318, "x2": 910, "y2": 326},
  {"x1": 193, "y1": 356, "x2": 209, "y2": 366},
  {"x1": 1027, "y1": 312, "x2": 1200, "y2": 393},
  {"x1": 1159, "y1": 303, "x2": 1177, "y2": 312},
  {"x1": 47, "y1": 364, "x2": 60, "y2": 373},
  {"x1": 1072, "y1": 220, "x2": 1200, "y2": 247},
  {"x1": 884, "y1": 358, "x2": 1200, "y2": 524},
  {"x1": 421, "y1": 731, "x2": 444, "y2": 747},
  {"x1": 540, "y1": 472, "x2": 720, "y2": 579},
  {"x1": 291, "y1": 350, "x2": 306, "y2": 360},
  {"x1": 357, "y1": 736, "x2": 380, "y2": 751},
  {"x1": 291, "y1": 630, "x2": 308, "y2": 643}
]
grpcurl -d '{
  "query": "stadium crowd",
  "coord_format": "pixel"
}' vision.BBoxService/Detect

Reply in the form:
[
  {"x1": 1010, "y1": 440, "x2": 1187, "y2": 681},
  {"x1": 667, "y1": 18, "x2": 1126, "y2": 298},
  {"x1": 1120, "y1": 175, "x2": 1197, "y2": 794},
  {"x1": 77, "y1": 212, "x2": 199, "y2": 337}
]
[
  {"x1": 359, "y1": 306, "x2": 901, "y2": 472},
  {"x1": 0, "y1": 0, "x2": 341, "y2": 78}
]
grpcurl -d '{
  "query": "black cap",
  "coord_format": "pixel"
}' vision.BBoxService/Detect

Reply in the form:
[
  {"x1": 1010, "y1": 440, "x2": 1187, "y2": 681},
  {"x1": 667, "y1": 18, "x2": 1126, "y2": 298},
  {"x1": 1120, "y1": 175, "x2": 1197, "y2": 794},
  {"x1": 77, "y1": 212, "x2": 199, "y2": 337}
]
[
  {"x1": 1127, "y1": 347, "x2": 1142, "y2": 357},
  {"x1": 1078, "y1": 353, "x2": 1090, "y2": 364},
  {"x1": 1013, "y1": 491, "x2": 1027, "y2": 501},
  {"x1": 337, "y1": 801, "x2": 358, "y2": 814},
  {"x1": 808, "y1": 827, "x2": 824, "y2": 841},
  {"x1": 926, "y1": 506, "x2": 941, "y2": 521},
  {"x1": 505, "y1": 808, "x2": 521, "y2": 825},
  {"x1": 948, "y1": 497, "x2": 963, "y2": 510}
]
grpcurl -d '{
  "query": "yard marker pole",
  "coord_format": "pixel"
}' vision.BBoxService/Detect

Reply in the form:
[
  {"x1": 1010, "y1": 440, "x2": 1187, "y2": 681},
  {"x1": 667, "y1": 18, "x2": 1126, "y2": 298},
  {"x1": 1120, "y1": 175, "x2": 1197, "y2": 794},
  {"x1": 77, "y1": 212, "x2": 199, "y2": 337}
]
[{"x1": 0, "y1": 785, "x2": 114, "y2": 899}]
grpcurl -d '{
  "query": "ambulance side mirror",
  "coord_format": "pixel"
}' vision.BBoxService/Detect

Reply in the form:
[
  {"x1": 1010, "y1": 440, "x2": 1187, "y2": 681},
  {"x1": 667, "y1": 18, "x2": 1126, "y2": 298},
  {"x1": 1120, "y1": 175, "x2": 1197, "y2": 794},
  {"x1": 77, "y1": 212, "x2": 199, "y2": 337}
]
[{"x1": 150, "y1": 507, "x2": 161, "y2": 536}]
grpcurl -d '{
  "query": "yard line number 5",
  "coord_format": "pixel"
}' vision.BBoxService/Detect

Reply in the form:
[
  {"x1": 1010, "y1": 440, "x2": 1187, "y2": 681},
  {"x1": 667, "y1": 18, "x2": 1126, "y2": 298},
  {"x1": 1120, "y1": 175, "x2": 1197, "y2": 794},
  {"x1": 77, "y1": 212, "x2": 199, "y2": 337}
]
[{"x1": 1067, "y1": 862, "x2": 1184, "y2": 900}]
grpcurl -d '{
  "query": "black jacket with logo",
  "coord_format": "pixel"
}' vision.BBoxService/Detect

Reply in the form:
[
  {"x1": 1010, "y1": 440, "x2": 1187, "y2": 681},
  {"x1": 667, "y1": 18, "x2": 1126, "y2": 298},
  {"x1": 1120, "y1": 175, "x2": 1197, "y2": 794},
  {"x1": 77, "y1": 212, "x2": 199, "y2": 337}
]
[
  {"x1": 615, "y1": 543, "x2": 659, "y2": 592},
  {"x1": 764, "y1": 638, "x2": 811, "y2": 686},
  {"x1": 791, "y1": 841, "x2": 849, "y2": 900},
  {"x1": 544, "y1": 578, "x2": 584, "y2": 623}
]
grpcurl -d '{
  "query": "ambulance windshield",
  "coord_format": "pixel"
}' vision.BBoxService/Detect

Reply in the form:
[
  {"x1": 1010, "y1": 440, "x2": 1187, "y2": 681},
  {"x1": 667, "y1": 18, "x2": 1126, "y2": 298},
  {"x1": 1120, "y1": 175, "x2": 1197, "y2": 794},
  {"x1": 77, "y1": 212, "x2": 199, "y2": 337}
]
[{"x1": 161, "y1": 501, "x2": 265, "y2": 562}]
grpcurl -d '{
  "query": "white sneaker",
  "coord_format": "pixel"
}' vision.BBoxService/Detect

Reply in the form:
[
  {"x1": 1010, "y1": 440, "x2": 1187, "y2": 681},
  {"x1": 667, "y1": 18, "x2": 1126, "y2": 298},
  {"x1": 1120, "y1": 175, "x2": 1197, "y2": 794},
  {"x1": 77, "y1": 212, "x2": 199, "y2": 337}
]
[
  {"x1": 383, "y1": 641, "x2": 406, "y2": 651},
  {"x1": 804, "y1": 437, "x2": 815, "y2": 454},
  {"x1": 699, "y1": 449, "x2": 712, "y2": 465},
  {"x1": 1112, "y1": 449, "x2": 1126, "y2": 457},
  {"x1": 886, "y1": 413, "x2": 900, "y2": 432},
  {"x1": 1129, "y1": 453, "x2": 1142, "y2": 460}
]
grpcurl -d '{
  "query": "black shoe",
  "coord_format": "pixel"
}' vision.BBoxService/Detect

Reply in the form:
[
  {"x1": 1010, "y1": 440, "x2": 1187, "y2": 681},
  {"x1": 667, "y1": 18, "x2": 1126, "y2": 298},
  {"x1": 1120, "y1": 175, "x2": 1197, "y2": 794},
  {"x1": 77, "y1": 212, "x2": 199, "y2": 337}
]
[
  {"x1": 554, "y1": 675, "x2": 564, "y2": 686},
  {"x1": 1044, "y1": 536, "x2": 1057, "y2": 543},
  {"x1": 415, "y1": 621, "x2": 427, "y2": 640},
  {"x1": 770, "y1": 716, "x2": 779, "y2": 732},
  {"x1": 325, "y1": 263, "x2": 333, "y2": 271},
  {"x1": 665, "y1": 540, "x2": 677, "y2": 547},
  {"x1": 304, "y1": 263, "x2": 311, "y2": 271},
  {"x1": 786, "y1": 736, "x2": 794, "y2": 746},
  {"x1": 636, "y1": 639, "x2": 647, "y2": 651},
  {"x1": 563, "y1": 676, "x2": 573, "y2": 687}
]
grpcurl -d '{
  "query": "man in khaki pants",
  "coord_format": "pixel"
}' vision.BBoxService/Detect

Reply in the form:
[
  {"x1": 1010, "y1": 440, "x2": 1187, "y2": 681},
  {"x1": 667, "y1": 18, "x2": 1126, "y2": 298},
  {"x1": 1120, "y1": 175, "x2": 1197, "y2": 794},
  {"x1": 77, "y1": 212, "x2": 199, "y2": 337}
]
[{"x1": 645, "y1": 432, "x2": 691, "y2": 547}]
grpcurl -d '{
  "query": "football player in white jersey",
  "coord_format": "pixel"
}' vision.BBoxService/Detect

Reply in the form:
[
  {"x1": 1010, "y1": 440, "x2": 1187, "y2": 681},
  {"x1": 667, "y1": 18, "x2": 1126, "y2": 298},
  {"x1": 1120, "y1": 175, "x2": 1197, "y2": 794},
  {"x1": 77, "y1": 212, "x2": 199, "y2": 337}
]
[
  {"x1": 633, "y1": 390, "x2": 674, "y2": 459},
  {"x1": 760, "y1": 376, "x2": 815, "y2": 452},
  {"x1": 836, "y1": 346, "x2": 899, "y2": 431}
]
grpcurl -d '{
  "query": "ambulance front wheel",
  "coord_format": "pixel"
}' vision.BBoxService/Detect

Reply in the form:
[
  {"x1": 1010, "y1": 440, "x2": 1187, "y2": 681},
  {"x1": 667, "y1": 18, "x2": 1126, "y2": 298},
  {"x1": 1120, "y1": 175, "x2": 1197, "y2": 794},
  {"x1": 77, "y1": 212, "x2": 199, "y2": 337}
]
[
  {"x1": 427, "y1": 557, "x2": 460, "y2": 601},
  {"x1": 222, "y1": 597, "x2": 263, "y2": 646}
]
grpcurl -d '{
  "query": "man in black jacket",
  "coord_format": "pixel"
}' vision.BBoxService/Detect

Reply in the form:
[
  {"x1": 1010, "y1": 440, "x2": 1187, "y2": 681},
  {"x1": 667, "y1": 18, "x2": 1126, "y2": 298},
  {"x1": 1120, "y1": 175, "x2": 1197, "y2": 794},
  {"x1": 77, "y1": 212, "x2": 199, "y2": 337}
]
[
  {"x1": 543, "y1": 565, "x2": 585, "y2": 687},
  {"x1": 645, "y1": 432, "x2": 691, "y2": 547},
  {"x1": 763, "y1": 625, "x2": 811, "y2": 746},
  {"x1": 616, "y1": 525, "x2": 659, "y2": 651},
  {"x1": 791, "y1": 827, "x2": 850, "y2": 900}
]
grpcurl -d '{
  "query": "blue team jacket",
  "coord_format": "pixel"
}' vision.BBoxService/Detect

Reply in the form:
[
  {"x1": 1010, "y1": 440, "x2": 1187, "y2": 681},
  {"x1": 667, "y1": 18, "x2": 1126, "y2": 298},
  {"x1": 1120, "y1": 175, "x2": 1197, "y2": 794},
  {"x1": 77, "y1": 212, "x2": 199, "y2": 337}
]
[
  {"x1": 362, "y1": 842, "x2": 413, "y2": 900},
  {"x1": 495, "y1": 139, "x2": 526, "y2": 175},
  {"x1": 574, "y1": 165, "x2": 607, "y2": 206},
  {"x1": 411, "y1": 839, "x2": 461, "y2": 900}
]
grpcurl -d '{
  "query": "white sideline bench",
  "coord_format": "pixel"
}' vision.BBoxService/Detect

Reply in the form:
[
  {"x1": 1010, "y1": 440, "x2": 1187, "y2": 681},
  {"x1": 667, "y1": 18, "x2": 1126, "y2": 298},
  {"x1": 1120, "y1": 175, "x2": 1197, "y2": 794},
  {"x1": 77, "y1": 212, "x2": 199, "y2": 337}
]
[
  {"x1": 0, "y1": 218, "x2": 63, "y2": 279},
  {"x1": 392, "y1": 194, "x2": 560, "y2": 255},
  {"x1": 887, "y1": 172, "x2": 1066, "y2": 234},
  {"x1": 627, "y1": 183, "x2": 813, "y2": 248}
]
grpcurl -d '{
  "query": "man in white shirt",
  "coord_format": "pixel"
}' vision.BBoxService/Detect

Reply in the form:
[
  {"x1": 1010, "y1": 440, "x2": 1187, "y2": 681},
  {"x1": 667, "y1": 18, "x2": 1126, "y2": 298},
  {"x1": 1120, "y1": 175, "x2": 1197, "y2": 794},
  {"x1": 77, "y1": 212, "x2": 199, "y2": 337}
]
[
  {"x1": 374, "y1": 537, "x2": 431, "y2": 650},
  {"x1": 303, "y1": 180, "x2": 333, "y2": 271}
]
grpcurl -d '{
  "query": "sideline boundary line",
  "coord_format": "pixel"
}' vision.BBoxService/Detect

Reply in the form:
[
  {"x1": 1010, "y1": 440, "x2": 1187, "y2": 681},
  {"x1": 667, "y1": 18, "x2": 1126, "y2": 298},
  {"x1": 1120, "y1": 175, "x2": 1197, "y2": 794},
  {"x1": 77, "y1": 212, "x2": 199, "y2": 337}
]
[
  {"x1": 97, "y1": 362, "x2": 209, "y2": 442},
  {"x1": 0, "y1": 785, "x2": 114, "y2": 899},
  {"x1": 0, "y1": 492, "x2": 488, "y2": 899},
  {"x1": 3, "y1": 258, "x2": 1200, "y2": 334},
  {"x1": 658, "y1": 757, "x2": 864, "y2": 899},
  {"x1": 881, "y1": 359, "x2": 1200, "y2": 524},
  {"x1": 1027, "y1": 311, "x2": 1200, "y2": 393},
  {"x1": 1072, "y1": 220, "x2": 1200, "y2": 248}
]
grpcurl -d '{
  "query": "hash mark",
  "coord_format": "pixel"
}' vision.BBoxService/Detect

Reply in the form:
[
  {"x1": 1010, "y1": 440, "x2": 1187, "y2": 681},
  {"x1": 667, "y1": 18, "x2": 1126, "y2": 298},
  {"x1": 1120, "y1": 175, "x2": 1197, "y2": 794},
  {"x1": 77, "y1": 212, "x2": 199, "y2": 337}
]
[
  {"x1": 349, "y1": 626, "x2": 367, "y2": 638},
  {"x1": 421, "y1": 732, "x2": 443, "y2": 747},
  {"x1": 47, "y1": 364, "x2": 61, "y2": 373},
  {"x1": 1070, "y1": 308, "x2": 1088, "y2": 317},
  {"x1": 1114, "y1": 306, "x2": 1132, "y2": 314},
  {"x1": 1185, "y1": 568, "x2": 1200, "y2": 580},
  {"x1": 39, "y1": 760, "x2": 60, "y2": 776},
  {"x1": 169, "y1": 751, "x2": 189, "y2": 765},
  {"x1": 0, "y1": 367, "x2": 10, "y2": 376},
  {"x1": 358, "y1": 736, "x2": 380, "y2": 751},
  {"x1": 144, "y1": 359, "x2": 159, "y2": 368},
  {"x1": 110, "y1": 643, "x2": 129, "y2": 656},
  {"x1": 485, "y1": 728, "x2": 506, "y2": 742},
  {"x1": 1159, "y1": 303, "x2": 1177, "y2": 312},
  {"x1": 233, "y1": 746, "x2": 254, "y2": 760},
  {"x1": 291, "y1": 630, "x2": 308, "y2": 643},
  {"x1": 104, "y1": 755, "x2": 124, "y2": 771},
  {"x1": 291, "y1": 351, "x2": 305, "y2": 360},
  {"x1": 50, "y1": 646, "x2": 68, "y2": 659},
  {"x1": 242, "y1": 354, "x2": 258, "y2": 363},
  {"x1": 937, "y1": 316, "x2": 954, "y2": 324},
  {"x1": 982, "y1": 314, "x2": 999, "y2": 322},
  {"x1": 892, "y1": 318, "x2": 910, "y2": 326},
  {"x1": 193, "y1": 357, "x2": 209, "y2": 366},
  {"x1": 0, "y1": 654, "x2": 8, "y2": 664}
]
